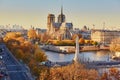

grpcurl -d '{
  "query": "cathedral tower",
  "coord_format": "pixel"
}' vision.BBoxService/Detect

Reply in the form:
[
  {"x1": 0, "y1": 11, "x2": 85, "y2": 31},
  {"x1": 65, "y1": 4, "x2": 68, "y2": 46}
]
[
  {"x1": 58, "y1": 6, "x2": 65, "y2": 23},
  {"x1": 47, "y1": 14, "x2": 55, "y2": 32}
]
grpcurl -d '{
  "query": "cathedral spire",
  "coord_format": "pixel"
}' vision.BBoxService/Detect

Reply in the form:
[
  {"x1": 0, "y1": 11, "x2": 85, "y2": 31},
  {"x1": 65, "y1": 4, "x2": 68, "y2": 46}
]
[
  {"x1": 61, "y1": 5, "x2": 63, "y2": 15},
  {"x1": 58, "y1": 5, "x2": 65, "y2": 23}
]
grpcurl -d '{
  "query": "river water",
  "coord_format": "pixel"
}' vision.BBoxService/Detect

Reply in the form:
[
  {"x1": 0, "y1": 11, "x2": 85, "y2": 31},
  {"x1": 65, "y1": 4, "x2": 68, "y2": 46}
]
[{"x1": 45, "y1": 50, "x2": 112, "y2": 62}]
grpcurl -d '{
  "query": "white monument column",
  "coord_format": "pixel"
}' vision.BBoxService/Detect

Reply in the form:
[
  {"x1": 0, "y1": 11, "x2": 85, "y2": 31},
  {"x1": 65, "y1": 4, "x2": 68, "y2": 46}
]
[{"x1": 73, "y1": 36, "x2": 80, "y2": 63}]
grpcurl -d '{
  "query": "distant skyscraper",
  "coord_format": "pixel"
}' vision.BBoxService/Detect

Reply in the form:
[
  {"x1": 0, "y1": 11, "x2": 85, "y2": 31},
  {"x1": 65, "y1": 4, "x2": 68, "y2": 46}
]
[{"x1": 58, "y1": 6, "x2": 65, "y2": 23}]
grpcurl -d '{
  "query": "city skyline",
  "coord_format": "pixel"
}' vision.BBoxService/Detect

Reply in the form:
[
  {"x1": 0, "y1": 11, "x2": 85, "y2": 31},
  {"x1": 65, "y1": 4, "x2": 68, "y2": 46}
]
[{"x1": 0, "y1": 0, "x2": 120, "y2": 29}]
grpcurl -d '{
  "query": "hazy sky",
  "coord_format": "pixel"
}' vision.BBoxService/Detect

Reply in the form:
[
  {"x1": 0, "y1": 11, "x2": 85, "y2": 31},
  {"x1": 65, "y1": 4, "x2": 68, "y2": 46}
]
[{"x1": 0, "y1": 0, "x2": 120, "y2": 29}]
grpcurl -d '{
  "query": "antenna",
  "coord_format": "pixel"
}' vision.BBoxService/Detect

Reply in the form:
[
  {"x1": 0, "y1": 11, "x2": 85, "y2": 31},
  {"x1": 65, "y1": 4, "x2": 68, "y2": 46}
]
[
  {"x1": 61, "y1": 5, "x2": 63, "y2": 15},
  {"x1": 103, "y1": 22, "x2": 105, "y2": 30},
  {"x1": 61, "y1": 0, "x2": 63, "y2": 5},
  {"x1": 93, "y1": 24, "x2": 95, "y2": 29}
]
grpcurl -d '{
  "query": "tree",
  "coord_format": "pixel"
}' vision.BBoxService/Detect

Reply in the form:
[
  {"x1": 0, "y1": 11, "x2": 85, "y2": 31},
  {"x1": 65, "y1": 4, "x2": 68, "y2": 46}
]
[
  {"x1": 85, "y1": 40, "x2": 90, "y2": 44},
  {"x1": 14, "y1": 49, "x2": 24, "y2": 60},
  {"x1": 110, "y1": 38, "x2": 120, "y2": 52},
  {"x1": 92, "y1": 41, "x2": 98, "y2": 46},
  {"x1": 72, "y1": 34, "x2": 82, "y2": 41},
  {"x1": 20, "y1": 41, "x2": 33, "y2": 53},
  {"x1": 3, "y1": 32, "x2": 47, "y2": 79},
  {"x1": 3, "y1": 32, "x2": 20, "y2": 42},
  {"x1": 79, "y1": 38, "x2": 85, "y2": 44},
  {"x1": 40, "y1": 63, "x2": 98, "y2": 80},
  {"x1": 37, "y1": 34, "x2": 41, "y2": 43},
  {"x1": 0, "y1": 38, "x2": 3, "y2": 43},
  {"x1": 41, "y1": 32, "x2": 51, "y2": 43},
  {"x1": 100, "y1": 67, "x2": 120, "y2": 80},
  {"x1": 27, "y1": 29, "x2": 37, "y2": 39},
  {"x1": 16, "y1": 37, "x2": 25, "y2": 43},
  {"x1": 34, "y1": 48, "x2": 47, "y2": 62}
]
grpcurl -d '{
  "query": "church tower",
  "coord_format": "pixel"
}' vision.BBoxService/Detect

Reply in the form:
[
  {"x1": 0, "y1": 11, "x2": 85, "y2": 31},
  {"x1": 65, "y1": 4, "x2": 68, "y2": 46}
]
[
  {"x1": 47, "y1": 14, "x2": 55, "y2": 32},
  {"x1": 58, "y1": 6, "x2": 65, "y2": 23}
]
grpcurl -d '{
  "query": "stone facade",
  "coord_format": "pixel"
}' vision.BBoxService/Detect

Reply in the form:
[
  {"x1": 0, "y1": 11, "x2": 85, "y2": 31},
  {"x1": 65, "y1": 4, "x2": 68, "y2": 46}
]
[
  {"x1": 91, "y1": 29, "x2": 120, "y2": 45},
  {"x1": 47, "y1": 7, "x2": 73, "y2": 40}
]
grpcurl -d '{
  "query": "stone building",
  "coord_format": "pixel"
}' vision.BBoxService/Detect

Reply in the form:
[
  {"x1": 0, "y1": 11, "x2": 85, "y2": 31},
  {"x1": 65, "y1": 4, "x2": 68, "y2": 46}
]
[
  {"x1": 47, "y1": 6, "x2": 73, "y2": 40},
  {"x1": 91, "y1": 29, "x2": 120, "y2": 45}
]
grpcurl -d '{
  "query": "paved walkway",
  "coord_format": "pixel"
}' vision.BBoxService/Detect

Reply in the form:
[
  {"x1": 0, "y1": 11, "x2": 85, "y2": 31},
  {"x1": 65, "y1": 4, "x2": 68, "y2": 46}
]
[{"x1": 44, "y1": 60, "x2": 120, "y2": 68}]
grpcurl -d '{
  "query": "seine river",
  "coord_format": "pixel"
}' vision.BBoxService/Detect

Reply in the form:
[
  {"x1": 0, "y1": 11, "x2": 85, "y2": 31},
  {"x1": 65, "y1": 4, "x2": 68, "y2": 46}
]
[{"x1": 45, "y1": 50, "x2": 113, "y2": 62}]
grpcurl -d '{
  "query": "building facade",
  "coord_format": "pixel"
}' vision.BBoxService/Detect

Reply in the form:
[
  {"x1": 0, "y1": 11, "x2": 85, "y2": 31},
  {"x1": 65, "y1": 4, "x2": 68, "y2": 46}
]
[
  {"x1": 47, "y1": 14, "x2": 55, "y2": 32},
  {"x1": 91, "y1": 29, "x2": 120, "y2": 45}
]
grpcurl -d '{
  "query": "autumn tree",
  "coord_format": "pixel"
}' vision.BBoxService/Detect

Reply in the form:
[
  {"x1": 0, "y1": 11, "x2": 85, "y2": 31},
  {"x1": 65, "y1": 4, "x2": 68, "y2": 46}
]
[
  {"x1": 100, "y1": 67, "x2": 120, "y2": 80},
  {"x1": 34, "y1": 48, "x2": 47, "y2": 62},
  {"x1": 110, "y1": 38, "x2": 120, "y2": 52},
  {"x1": 40, "y1": 63, "x2": 98, "y2": 80},
  {"x1": 16, "y1": 37, "x2": 25, "y2": 43},
  {"x1": 3, "y1": 32, "x2": 47, "y2": 79},
  {"x1": 72, "y1": 34, "x2": 82, "y2": 41},
  {"x1": 27, "y1": 28, "x2": 38, "y2": 44},
  {"x1": 37, "y1": 34, "x2": 41, "y2": 44},
  {"x1": 27, "y1": 29, "x2": 37, "y2": 39},
  {"x1": 14, "y1": 49, "x2": 24, "y2": 60},
  {"x1": 85, "y1": 40, "x2": 90, "y2": 44},
  {"x1": 0, "y1": 38, "x2": 3, "y2": 43},
  {"x1": 92, "y1": 41, "x2": 98, "y2": 46},
  {"x1": 3, "y1": 32, "x2": 19, "y2": 42},
  {"x1": 20, "y1": 41, "x2": 33, "y2": 53},
  {"x1": 41, "y1": 32, "x2": 51, "y2": 43},
  {"x1": 79, "y1": 38, "x2": 85, "y2": 44}
]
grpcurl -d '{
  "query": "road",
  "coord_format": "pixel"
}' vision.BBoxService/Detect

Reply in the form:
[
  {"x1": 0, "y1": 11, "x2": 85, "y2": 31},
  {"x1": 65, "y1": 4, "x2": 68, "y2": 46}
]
[{"x1": 0, "y1": 43, "x2": 33, "y2": 80}]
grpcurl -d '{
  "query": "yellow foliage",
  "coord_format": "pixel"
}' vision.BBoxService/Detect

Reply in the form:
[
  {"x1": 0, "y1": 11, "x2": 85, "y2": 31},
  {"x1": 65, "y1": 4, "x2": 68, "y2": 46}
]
[
  {"x1": 34, "y1": 48, "x2": 47, "y2": 62},
  {"x1": 40, "y1": 63, "x2": 98, "y2": 80},
  {"x1": 110, "y1": 38, "x2": 120, "y2": 52},
  {"x1": 16, "y1": 37, "x2": 25, "y2": 43},
  {"x1": 85, "y1": 40, "x2": 90, "y2": 44},
  {"x1": 3, "y1": 32, "x2": 23, "y2": 43},
  {"x1": 79, "y1": 38, "x2": 85, "y2": 44},
  {"x1": 48, "y1": 40, "x2": 75, "y2": 46},
  {"x1": 4, "y1": 32, "x2": 47, "y2": 79},
  {"x1": 72, "y1": 34, "x2": 82, "y2": 41},
  {"x1": 101, "y1": 67, "x2": 120, "y2": 80},
  {"x1": 27, "y1": 29, "x2": 37, "y2": 39}
]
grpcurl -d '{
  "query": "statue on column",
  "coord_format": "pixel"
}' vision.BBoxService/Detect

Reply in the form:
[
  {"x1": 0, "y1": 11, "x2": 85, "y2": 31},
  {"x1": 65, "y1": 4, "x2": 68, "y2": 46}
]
[{"x1": 73, "y1": 36, "x2": 80, "y2": 63}]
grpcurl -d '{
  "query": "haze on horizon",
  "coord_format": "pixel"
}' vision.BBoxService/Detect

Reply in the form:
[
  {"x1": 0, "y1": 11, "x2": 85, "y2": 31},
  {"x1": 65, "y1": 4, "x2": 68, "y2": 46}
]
[{"x1": 0, "y1": 0, "x2": 120, "y2": 29}]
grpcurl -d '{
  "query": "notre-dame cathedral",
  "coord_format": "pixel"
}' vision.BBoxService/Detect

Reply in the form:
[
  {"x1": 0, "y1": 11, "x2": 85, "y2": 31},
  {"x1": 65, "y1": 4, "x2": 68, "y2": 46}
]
[{"x1": 47, "y1": 6, "x2": 74, "y2": 40}]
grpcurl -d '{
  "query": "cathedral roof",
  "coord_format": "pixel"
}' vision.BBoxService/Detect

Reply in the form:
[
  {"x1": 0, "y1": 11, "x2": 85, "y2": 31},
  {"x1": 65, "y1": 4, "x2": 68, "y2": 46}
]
[
  {"x1": 52, "y1": 23, "x2": 61, "y2": 28},
  {"x1": 61, "y1": 22, "x2": 73, "y2": 28},
  {"x1": 66, "y1": 23, "x2": 73, "y2": 28}
]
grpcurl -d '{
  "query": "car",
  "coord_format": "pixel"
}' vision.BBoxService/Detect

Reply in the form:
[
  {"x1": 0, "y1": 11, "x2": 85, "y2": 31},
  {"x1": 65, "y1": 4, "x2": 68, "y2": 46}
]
[
  {"x1": 0, "y1": 71, "x2": 8, "y2": 77},
  {"x1": 4, "y1": 73, "x2": 8, "y2": 76},
  {"x1": 0, "y1": 56, "x2": 2, "y2": 60},
  {"x1": 0, "y1": 48, "x2": 3, "y2": 53},
  {"x1": 0, "y1": 74, "x2": 4, "y2": 78},
  {"x1": 0, "y1": 48, "x2": 4, "y2": 55}
]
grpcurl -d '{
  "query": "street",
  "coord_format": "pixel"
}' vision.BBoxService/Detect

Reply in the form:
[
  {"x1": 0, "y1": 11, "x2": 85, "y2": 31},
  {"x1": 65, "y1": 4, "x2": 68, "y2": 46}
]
[{"x1": 0, "y1": 43, "x2": 33, "y2": 80}]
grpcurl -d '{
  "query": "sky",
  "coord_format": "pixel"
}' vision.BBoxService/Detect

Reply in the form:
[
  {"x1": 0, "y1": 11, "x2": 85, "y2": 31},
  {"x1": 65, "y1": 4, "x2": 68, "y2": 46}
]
[{"x1": 0, "y1": 0, "x2": 120, "y2": 29}]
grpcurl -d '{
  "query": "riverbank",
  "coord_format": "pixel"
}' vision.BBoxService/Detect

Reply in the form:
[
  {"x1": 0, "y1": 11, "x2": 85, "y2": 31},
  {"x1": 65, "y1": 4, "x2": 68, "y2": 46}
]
[{"x1": 41, "y1": 45, "x2": 109, "y2": 54}]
